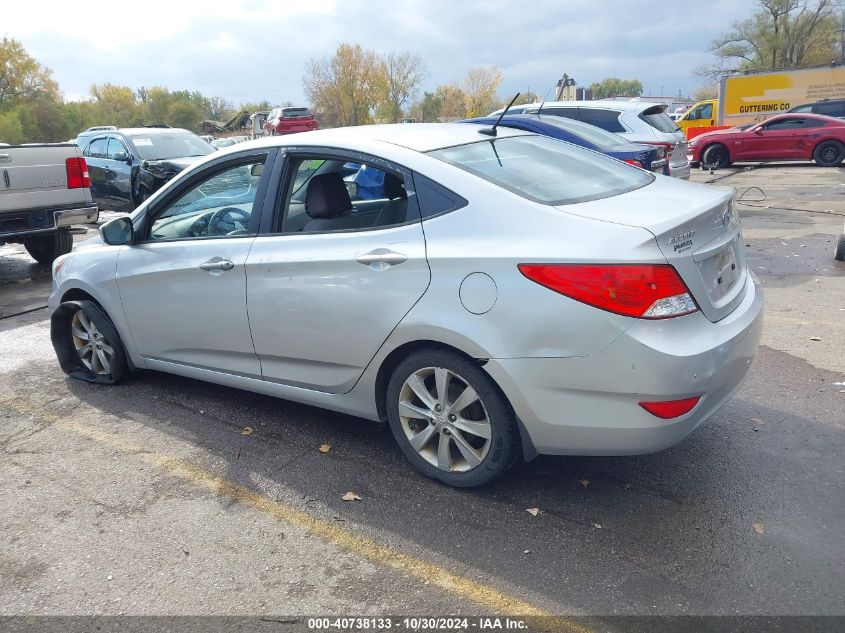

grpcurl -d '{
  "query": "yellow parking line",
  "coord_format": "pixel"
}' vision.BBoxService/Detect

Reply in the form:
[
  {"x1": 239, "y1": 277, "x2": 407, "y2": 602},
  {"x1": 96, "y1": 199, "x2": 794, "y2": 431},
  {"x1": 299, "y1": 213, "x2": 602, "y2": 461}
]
[{"x1": 2, "y1": 396, "x2": 592, "y2": 632}]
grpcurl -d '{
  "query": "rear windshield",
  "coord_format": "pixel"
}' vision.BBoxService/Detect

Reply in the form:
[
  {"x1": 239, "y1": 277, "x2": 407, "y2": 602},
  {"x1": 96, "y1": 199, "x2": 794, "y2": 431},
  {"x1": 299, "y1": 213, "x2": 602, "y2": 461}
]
[
  {"x1": 283, "y1": 108, "x2": 312, "y2": 118},
  {"x1": 639, "y1": 105, "x2": 681, "y2": 133},
  {"x1": 528, "y1": 115, "x2": 627, "y2": 149},
  {"x1": 127, "y1": 132, "x2": 213, "y2": 161},
  {"x1": 428, "y1": 135, "x2": 653, "y2": 205}
]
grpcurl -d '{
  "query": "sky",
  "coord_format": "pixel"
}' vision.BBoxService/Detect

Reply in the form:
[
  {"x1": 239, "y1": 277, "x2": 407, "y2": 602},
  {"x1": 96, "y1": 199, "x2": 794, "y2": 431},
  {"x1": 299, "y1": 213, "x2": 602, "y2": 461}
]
[{"x1": 5, "y1": 0, "x2": 753, "y2": 106}]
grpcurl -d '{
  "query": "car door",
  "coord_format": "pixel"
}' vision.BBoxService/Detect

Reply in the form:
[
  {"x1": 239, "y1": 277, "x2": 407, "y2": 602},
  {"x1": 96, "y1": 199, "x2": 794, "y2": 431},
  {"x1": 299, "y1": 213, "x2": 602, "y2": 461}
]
[
  {"x1": 745, "y1": 117, "x2": 804, "y2": 160},
  {"x1": 115, "y1": 149, "x2": 274, "y2": 378},
  {"x1": 82, "y1": 137, "x2": 109, "y2": 208},
  {"x1": 245, "y1": 150, "x2": 431, "y2": 393},
  {"x1": 106, "y1": 137, "x2": 133, "y2": 212}
]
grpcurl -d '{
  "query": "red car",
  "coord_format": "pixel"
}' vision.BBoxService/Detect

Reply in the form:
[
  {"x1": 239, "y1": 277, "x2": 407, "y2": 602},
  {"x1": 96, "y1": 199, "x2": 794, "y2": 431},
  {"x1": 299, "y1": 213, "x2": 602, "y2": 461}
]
[
  {"x1": 688, "y1": 113, "x2": 845, "y2": 168},
  {"x1": 262, "y1": 106, "x2": 318, "y2": 135}
]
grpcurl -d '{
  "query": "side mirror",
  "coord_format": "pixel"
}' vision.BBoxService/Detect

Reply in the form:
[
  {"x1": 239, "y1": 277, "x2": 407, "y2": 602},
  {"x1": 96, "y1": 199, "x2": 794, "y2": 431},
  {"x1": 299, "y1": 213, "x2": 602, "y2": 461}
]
[
  {"x1": 99, "y1": 216, "x2": 134, "y2": 245},
  {"x1": 250, "y1": 163, "x2": 264, "y2": 177},
  {"x1": 345, "y1": 180, "x2": 358, "y2": 199},
  {"x1": 113, "y1": 150, "x2": 130, "y2": 163},
  {"x1": 753, "y1": 127, "x2": 764, "y2": 135}
]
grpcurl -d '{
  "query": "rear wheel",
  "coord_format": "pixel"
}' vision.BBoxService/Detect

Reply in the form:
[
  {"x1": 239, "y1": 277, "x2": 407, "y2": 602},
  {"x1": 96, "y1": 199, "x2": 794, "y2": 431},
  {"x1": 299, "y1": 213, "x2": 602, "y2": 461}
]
[
  {"x1": 51, "y1": 300, "x2": 128, "y2": 384},
  {"x1": 23, "y1": 228, "x2": 72, "y2": 265},
  {"x1": 386, "y1": 349, "x2": 520, "y2": 487},
  {"x1": 701, "y1": 143, "x2": 730, "y2": 169},
  {"x1": 813, "y1": 140, "x2": 844, "y2": 167}
]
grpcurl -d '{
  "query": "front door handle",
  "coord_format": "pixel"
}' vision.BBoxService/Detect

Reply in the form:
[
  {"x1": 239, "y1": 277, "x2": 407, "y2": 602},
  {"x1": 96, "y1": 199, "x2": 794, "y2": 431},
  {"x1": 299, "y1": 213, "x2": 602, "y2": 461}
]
[
  {"x1": 199, "y1": 259, "x2": 234, "y2": 271},
  {"x1": 355, "y1": 249, "x2": 408, "y2": 267}
]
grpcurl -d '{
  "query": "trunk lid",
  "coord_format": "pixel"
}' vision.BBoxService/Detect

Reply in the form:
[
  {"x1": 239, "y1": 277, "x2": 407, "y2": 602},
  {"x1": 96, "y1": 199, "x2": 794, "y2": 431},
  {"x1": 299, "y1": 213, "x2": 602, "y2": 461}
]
[{"x1": 558, "y1": 177, "x2": 747, "y2": 322}]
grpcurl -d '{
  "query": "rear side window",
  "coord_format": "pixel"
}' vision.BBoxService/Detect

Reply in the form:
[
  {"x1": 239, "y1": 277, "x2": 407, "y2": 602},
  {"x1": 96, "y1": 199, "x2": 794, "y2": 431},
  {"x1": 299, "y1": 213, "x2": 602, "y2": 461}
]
[
  {"x1": 413, "y1": 173, "x2": 467, "y2": 218},
  {"x1": 84, "y1": 138, "x2": 107, "y2": 158},
  {"x1": 429, "y1": 135, "x2": 653, "y2": 206},
  {"x1": 578, "y1": 108, "x2": 626, "y2": 133},
  {"x1": 815, "y1": 102, "x2": 845, "y2": 117},
  {"x1": 536, "y1": 107, "x2": 580, "y2": 121},
  {"x1": 639, "y1": 105, "x2": 681, "y2": 133}
]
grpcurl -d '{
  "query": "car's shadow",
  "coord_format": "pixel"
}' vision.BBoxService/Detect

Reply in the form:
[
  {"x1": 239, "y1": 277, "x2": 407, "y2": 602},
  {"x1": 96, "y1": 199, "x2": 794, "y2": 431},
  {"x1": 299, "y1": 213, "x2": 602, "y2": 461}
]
[{"x1": 63, "y1": 345, "x2": 844, "y2": 615}]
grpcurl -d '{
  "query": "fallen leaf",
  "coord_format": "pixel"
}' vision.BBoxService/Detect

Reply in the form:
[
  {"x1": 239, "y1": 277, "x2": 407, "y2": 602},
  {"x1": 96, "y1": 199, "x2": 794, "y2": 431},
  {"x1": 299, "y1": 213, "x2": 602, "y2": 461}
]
[
  {"x1": 319, "y1": 444, "x2": 332, "y2": 453},
  {"x1": 526, "y1": 507, "x2": 540, "y2": 517},
  {"x1": 753, "y1": 522, "x2": 766, "y2": 535},
  {"x1": 341, "y1": 492, "x2": 361, "y2": 502},
  {"x1": 241, "y1": 426, "x2": 254, "y2": 436},
  {"x1": 594, "y1": 523, "x2": 602, "y2": 529},
  {"x1": 523, "y1": 549, "x2": 531, "y2": 554},
  {"x1": 579, "y1": 479, "x2": 590, "y2": 489},
  {"x1": 809, "y1": 337, "x2": 822, "y2": 342}
]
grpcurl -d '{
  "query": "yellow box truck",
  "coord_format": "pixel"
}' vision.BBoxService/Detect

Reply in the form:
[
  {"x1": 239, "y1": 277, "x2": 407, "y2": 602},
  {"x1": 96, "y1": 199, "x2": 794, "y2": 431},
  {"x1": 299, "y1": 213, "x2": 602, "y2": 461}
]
[{"x1": 676, "y1": 65, "x2": 845, "y2": 137}]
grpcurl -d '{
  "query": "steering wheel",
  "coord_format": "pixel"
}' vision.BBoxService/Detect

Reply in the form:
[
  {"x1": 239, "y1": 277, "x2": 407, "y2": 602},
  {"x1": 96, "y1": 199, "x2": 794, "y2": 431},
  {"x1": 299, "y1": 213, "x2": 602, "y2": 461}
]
[{"x1": 207, "y1": 206, "x2": 250, "y2": 236}]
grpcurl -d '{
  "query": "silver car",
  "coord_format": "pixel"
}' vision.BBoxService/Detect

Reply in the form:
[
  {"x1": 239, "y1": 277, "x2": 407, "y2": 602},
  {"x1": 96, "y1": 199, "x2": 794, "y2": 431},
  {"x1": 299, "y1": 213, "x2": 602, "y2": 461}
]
[{"x1": 48, "y1": 124, "x2": 763, "y2": 487}]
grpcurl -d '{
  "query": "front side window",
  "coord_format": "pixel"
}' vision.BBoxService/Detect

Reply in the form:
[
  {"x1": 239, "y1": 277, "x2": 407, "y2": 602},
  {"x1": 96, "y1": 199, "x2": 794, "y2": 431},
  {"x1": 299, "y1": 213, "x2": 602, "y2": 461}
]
[
  {"x1": 578, "y1": 108, "x2": 626, "y2": 133},
  {"x1": 764, "y1": 118, "x2": 805, "y2": 130},
  {"x1": 429, "y1": 135, "x2": 653, "y2": 206},
  {"x1": 279, "y1": 156, "x2": 411, "y2": 233},
  {"x1": 815, "y1": 102, "x2": 845, "y2": 117},
  {"x1": 107, "y1": 138, "x2": 128, "y2": 160},
  {"x1": 147, "y1": 157, "x2": 266, "y2": 241}
]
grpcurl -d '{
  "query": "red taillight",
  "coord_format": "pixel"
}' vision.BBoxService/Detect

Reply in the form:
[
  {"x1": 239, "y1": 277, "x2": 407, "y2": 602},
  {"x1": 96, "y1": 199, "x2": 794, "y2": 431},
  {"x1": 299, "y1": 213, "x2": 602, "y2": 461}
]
[
  {"x1": 639, "y1": 396, "x2": 701, "y2": 419},
  {"x1": 622, "y1": 159, "x2": 643, "y2": 168},
  {"x1": 65, "y1": 157, "x2": 90, "y2": 189},
  {"x1": 518, "y1": 264, "x2": 699, "y2": 319}
]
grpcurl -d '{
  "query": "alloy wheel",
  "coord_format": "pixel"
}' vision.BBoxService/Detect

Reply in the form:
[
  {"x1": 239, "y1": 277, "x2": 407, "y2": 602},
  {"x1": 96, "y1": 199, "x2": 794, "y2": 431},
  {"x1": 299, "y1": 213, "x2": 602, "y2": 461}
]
[
  {"x1": 71, "y1": 310, "x2": 114, "y2": 375},
  {"x1": 398, "y1": 367, "x2": 492, "y2": 473},
  {"x1": 821, "y1": 145, "x2": 841, "y2": 164}
]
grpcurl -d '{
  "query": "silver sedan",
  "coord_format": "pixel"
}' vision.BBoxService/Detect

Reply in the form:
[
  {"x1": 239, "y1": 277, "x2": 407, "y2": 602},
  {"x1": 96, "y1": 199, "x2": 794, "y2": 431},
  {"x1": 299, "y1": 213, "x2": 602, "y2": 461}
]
[{"x1": 48, "y1": 123, "x2": 763, "y2": 487}]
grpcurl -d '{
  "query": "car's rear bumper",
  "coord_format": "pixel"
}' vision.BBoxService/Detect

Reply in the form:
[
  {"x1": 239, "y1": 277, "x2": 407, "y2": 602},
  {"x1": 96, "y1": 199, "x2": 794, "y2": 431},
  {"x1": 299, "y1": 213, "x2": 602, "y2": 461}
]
[
  {"x1": 0, "y1": 203, "x2": 98, "y2": 239},
  {"x1": 484, "y1": 273, "x2": 763, "y2": 456}
]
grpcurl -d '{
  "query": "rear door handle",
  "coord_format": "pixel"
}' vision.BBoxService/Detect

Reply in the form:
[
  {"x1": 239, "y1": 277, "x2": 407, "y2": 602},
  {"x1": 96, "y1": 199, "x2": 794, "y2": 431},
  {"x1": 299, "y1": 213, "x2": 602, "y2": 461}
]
[
  {"x1": 199, "y1": 259, "x2": 234, "y2": 271},
  {"x1": 355, "y1": 249, "x2": 407, "y2": 267}
]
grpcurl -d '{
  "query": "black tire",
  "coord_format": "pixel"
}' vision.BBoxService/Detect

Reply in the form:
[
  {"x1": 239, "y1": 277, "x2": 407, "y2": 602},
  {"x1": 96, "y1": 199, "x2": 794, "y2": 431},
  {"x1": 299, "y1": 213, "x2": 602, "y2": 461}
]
[
  {"x1": 701, "y1": 143, "x2": 730, "y2": 169},
  {"x1": 835, "y1": 233, "x2": 845, "y2": 261},
  {"x1": 813, "y1": 140, "x2": 845, "y2": 167},
  {"x1": 385, "y1": 349, "x2": 520, "y2": 487},
  {"x1": 51, "y1": 300, "x2": 128, "y2": 385},
  {"x1": 23, "y1": 228, "x2": 72, "y2": 265}
]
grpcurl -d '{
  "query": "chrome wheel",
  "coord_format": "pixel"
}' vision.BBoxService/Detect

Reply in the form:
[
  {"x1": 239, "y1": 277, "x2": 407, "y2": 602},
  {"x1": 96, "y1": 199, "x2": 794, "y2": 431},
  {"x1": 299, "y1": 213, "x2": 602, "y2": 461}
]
[
  {"x1": 398, "y1": 367, "x2": 492, "y2": 473},
  {"x1": 71, "y1": 310, "x2": 114, "y2": 375}
]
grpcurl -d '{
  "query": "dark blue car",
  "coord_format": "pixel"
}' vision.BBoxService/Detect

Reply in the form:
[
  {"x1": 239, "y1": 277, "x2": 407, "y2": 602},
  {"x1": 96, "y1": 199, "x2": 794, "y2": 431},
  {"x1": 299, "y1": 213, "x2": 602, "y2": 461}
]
[{"x1": 459, "y1": 114, "x2": 669, "y2": 175}]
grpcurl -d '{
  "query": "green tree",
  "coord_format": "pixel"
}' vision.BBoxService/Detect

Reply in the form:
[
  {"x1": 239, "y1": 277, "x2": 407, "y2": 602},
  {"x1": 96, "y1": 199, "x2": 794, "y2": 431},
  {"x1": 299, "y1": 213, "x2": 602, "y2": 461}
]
[
  {"x1": 0, "y1": 110, "x2": 24, "y2": 143},
  {"x1": 0, "y1": 37, "x2": 59, "y2": 106},
  {"x1": 588, "y1": 77, "x2": 644, "y2": 99},
  {"x1": 89, "y1": 83, "x2": 140, "y2": 127},
  {"x1": 304, "y1": 43, "x2": 380, "y2": 127},
  {"x1": 374, "y1": 51, "x2": 428, "y2": 122},
  {"x1": 463, "y1": 66, "x2": 503, "y2": 117},
  {"x1": 166, "y1": 101, "x2": 201, "y2": 130},
  {"x1": 411, "y1": 91, "x2": 444, "y2": 122},
  {"x1": 700, "y1": 0, "x2": 839, "y2": 80}
]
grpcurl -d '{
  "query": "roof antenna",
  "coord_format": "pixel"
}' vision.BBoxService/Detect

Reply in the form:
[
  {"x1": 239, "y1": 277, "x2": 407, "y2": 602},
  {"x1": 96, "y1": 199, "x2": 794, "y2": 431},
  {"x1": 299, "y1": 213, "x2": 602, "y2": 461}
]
[
  {"x1": 536, "y1": 86, "x2": 554, "y2": 117},
  {"x1": 479, "y1": 92, "x2": 520, "y2": 136}
]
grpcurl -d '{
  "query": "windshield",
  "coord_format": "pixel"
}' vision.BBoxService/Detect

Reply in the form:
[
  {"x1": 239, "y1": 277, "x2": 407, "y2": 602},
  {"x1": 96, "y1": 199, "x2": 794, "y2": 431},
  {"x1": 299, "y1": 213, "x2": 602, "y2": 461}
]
[
  {"x1": 127, "y1": 132, "x2": 214, "y2": 161},
  {"x1": 429, "y1": 135, "x2": 653, "y2": 205},
  {"x1": 639, "y1": 105, "x2": 681, "y2": 133},
  {"x1": 526, "y1": 115, "x2": 627, "y2": 149}
]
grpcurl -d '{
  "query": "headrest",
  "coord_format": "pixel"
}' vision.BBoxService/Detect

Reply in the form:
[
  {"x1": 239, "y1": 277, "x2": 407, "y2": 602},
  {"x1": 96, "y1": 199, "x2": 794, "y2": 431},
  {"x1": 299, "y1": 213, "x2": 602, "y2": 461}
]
[
  {"x1": 305, "y1": 172, "x2": 352, "y2": 219},
  {"x1": 384, "y1": 173, "x2": 407, "y2": 200}
]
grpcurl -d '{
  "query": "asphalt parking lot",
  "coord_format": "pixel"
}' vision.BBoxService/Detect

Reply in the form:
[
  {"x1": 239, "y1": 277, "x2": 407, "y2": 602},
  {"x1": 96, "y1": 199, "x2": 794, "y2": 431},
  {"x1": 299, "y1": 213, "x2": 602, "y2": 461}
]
[{"x1": 1, "y1": 164, "x2": 843, "y2": 625}]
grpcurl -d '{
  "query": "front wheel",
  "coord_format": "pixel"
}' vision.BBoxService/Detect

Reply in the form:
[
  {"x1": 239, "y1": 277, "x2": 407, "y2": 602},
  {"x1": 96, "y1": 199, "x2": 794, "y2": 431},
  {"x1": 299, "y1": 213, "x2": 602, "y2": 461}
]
[
  {"x1": 701, "y1": 143, "x2": 730, "y2": 169},
  {"x1": 24, "y1": 228, "x2": 72, "y2": 265},
  {"x1": 51, "y1": 300, "x2": 128, "y2": 384},
  {"x1": 385, "y1": 349, "x2": 520, "y2": 487},
  {"x1": 813, "y1": 140, "x2": 844, "y2": 167}
]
